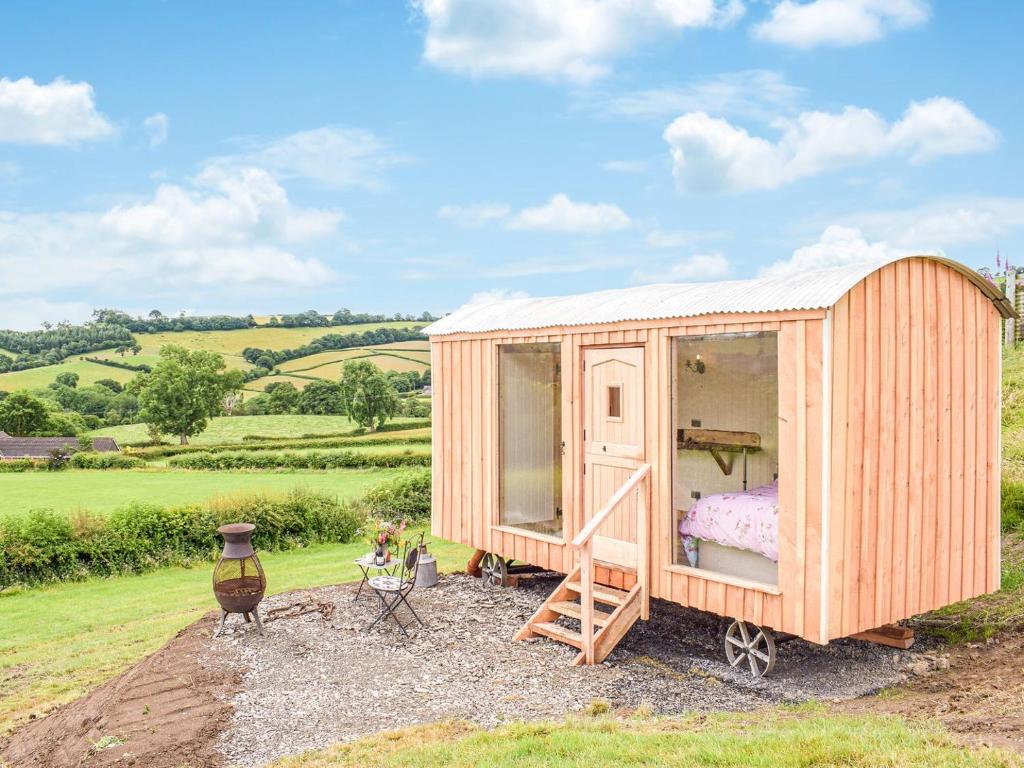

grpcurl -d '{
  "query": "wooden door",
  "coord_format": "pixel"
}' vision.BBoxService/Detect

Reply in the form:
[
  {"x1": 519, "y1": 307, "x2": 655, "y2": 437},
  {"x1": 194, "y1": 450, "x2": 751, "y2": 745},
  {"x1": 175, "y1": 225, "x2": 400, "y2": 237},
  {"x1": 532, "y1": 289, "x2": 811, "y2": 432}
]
[{"x1": 583, "y1": 347, "x2": 646, "y2": 569}]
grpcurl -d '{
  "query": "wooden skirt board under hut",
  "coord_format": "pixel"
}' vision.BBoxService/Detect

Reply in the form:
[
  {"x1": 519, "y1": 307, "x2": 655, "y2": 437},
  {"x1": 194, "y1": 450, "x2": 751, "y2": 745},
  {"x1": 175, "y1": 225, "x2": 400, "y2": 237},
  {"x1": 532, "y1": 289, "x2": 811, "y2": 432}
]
[{"x1": 423, "y1": 255, "x2": 1011, "y2": 676}]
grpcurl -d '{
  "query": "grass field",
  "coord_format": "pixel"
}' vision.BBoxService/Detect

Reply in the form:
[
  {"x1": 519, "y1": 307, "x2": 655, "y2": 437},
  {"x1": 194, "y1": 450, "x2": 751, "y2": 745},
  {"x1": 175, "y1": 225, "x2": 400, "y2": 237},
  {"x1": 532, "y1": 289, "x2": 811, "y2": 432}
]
[
  {"x1": 273, "y1": 716, "x2": 1019, "y2": 768},
  {"x1": 0, "y1": 468, "x2": 402, "y2": 519},
  {"x1": 0, "y1": 355, "x2": 138, "y2": 392},
  {"x1": 0, "y1": 321, "x2": 427, "y2": 395},
  {"x1": 0, "y1": 530, "x2": 474, "y2": 735},
  {"x1": 129, "y1": 321, "x2": 420, "y2": 358},
  {"x1": 89, "y1": 414, "x2": 370, "y2": 444}
]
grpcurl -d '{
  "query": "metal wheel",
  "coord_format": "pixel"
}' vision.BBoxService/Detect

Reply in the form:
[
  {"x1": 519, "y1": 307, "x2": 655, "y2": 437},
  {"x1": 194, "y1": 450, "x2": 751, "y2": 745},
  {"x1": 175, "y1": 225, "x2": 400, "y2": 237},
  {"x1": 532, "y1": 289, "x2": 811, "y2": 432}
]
[
  {"x1": 479, "y1": 553, "x2": 508, "y2": 587},
  {"x1": 724, "y1": 620, "x2": 776, "y2": 678}
]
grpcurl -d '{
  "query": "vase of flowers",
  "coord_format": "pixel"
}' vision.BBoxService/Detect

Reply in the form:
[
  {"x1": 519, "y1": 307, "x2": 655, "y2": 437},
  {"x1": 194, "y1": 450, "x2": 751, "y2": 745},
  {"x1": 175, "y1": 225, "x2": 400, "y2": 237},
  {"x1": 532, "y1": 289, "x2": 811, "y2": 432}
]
[{"x1": 363, "y1": 518, "x2": 408, "y2": 563}]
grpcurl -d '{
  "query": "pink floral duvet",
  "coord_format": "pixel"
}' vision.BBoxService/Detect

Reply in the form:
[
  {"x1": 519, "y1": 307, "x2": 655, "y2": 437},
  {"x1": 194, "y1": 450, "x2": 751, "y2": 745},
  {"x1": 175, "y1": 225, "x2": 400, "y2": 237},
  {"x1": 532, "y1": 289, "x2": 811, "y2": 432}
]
[{"x1": 678, "y1": 481, "x2": 779, "y2": 562}]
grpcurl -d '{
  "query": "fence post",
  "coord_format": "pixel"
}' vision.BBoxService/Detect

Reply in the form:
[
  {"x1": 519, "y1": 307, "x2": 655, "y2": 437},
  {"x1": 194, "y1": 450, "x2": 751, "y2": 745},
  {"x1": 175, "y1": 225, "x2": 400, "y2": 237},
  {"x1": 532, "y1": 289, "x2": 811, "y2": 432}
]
[{"x1": 1005, "y1": 270, "x2": 1016, "y2": 348}]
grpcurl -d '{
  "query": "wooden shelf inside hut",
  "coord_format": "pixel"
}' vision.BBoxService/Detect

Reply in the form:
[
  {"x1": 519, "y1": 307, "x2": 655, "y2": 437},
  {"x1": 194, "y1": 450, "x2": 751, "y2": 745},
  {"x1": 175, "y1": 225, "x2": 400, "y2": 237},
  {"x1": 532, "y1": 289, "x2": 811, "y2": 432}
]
[{"x1": 677, "y1": 428, "x2": 760, "y2": 476}]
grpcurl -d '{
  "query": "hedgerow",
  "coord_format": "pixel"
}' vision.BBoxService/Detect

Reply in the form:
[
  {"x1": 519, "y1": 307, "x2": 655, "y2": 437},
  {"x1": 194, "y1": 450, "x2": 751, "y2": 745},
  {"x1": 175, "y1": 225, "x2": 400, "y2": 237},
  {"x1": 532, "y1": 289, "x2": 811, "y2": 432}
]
[
  {"x1": 68, "y1": 453, "x2": 147, "y2": 469},
  {"x1": 0, "y1": 454, "x2": 145, "y2": 471},
  {"x1": 356, "y1": 468, "x2": 431, "y2": 521},
  {"x1": 167, "y1": 449, "x2": 430, "y2": 470},
  {"x1": 0, "y1": 488, "x2": 368, "y2": 589},
  {"x1": 130, "y1": 432, "x2": 431, "y2": 459},
  {"x1": 0, "y1": 459, "x2": 36, "y2": 473}
]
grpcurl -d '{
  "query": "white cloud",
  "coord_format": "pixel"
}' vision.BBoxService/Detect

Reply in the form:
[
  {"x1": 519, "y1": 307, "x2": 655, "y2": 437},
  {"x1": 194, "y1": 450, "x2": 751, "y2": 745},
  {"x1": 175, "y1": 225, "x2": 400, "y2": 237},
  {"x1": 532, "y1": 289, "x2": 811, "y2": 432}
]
[
  {"x1": 466, "y1": 288, "x2": 530, "y2": 305},
  {"x1": 632, "y1": 252, "x2": 731, "y2": 282},
  {"x1": 214, "y1": 126, "x2": 407, "y2": 190},
  {"x1": 760, "y1": 225, "x2": 908, "y2": 276},
  {"x1": 438, "y1": 193, "x2": 632, "y2": 235},
  {"x1": 508, "y1": 193, "x2": 631, "y2": 233},
  {"x1": 664, "y1": 97, "x2": 997, "y2": 193},
  {"x1": 0, "y1": 76, "x2": 114, "y2": 145},
  {"x1": 831, "y1": 197, "x2": 1024, "y2": 250},
  {"x1": 437, "y1": 202, "x2": 511, "y2": 228},
  {"x1": 143, "y1": 112, "x2": 168, "y2": 146},
  {"x1": 0, "y1": 166, "x2": 340, "y2": 299},
  {"x1": 888, "y1": 98, "x2": 998, "y2": 163},
  {"x1": 754, "y1": 0, "x2": 930, "y2": 48},
  {"x1": 414, "y1": 0, "x2": 745, "y2": 83},
  {"x1": 587, "y1": 69, "x2": 803, "y2": 121}
]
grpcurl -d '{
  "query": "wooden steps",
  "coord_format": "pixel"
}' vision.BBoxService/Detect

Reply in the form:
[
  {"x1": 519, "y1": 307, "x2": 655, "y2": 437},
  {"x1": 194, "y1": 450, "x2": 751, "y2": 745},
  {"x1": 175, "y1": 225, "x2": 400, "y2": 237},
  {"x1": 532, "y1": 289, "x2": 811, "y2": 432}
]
[
  {"x1": 548, "y1": 601, "x2": 613, "y2": 626},
  {"x1": 565, "y1": 581, "x2": 630, "y2": 607},
  {"x1": 514, "y1": 565, "x2": 645, "y2": 665},
  {"x1": 531, "y1": 621, "x2": 583, "y2": 648}
]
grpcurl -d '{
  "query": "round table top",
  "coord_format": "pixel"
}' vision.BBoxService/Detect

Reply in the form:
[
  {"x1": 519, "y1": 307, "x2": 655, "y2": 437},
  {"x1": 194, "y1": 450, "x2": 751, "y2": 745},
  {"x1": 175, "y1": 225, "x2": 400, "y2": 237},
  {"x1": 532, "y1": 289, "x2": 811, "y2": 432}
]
[{"x1": 355, "y1": 555, "x2": 400, "y2": 569}]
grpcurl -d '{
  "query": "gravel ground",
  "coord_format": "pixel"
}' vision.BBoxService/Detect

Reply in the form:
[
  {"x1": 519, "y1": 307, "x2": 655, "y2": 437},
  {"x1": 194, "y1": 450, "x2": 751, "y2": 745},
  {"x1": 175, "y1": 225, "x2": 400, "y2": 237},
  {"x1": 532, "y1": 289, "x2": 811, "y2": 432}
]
[{"x1": 213, "y1": 573, "x2": 931, "y2": 767}]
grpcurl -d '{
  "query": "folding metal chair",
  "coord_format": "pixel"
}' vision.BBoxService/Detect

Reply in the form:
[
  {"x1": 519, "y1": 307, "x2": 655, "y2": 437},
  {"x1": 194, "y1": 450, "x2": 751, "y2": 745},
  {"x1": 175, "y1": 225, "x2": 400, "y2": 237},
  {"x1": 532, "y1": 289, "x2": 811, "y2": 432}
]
[{"x1": 366, "y1": 532, "x2": 425, "y2": 637}]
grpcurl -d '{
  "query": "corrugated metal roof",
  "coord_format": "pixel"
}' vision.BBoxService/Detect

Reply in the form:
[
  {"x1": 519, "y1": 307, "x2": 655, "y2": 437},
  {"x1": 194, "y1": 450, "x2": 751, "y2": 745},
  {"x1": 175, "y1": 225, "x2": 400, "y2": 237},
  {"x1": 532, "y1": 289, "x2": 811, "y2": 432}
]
[{"x1": 423, "y1": 255, "x2": 1014, "y2": 337}]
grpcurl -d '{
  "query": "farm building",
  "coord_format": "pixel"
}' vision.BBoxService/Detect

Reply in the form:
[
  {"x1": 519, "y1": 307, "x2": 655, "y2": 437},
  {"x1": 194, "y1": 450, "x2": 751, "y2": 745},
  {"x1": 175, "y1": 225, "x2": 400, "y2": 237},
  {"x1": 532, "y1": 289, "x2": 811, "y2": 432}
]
[
  {"x1": 0, "y1": 435, "x2": 119, "y2": 460},
  {"x1": 423, "y1": 255, "x2": 1012, "y2": 675}
]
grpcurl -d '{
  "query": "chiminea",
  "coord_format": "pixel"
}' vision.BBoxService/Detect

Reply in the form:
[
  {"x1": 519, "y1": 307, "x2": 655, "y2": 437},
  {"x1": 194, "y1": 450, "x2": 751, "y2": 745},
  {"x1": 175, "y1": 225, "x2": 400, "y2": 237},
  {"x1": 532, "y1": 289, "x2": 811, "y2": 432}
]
[{"x1": 213, "y1": 523, "x2": 266, "y2": 637}]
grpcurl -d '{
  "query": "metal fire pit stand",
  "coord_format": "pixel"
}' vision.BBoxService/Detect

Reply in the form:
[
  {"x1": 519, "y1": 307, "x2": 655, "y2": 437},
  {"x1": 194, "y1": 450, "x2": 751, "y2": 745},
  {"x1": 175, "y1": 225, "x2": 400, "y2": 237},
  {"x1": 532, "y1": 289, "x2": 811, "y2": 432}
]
[{"x1": 212, "y1": 523, "x2": 267, "y2": 637}]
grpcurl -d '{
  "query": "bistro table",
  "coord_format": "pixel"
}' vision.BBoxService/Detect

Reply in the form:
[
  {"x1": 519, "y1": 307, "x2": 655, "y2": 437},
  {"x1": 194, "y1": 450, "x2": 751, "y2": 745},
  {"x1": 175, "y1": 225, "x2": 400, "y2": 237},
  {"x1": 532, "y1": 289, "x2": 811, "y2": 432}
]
[{"x1": 353, "y1": 554, "x2": 403, "y2": 602}]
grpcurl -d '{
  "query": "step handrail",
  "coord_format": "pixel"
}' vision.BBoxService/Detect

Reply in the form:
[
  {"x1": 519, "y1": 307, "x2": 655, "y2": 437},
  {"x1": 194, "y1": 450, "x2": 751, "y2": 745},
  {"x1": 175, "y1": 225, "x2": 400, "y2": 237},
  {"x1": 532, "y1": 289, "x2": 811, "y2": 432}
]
[
  {"x1": 572, "y1": 462, "x2": 651, "y2": 664},
  {"x1": 572, "y1": 463, "x2": 651, "y2": 548}
]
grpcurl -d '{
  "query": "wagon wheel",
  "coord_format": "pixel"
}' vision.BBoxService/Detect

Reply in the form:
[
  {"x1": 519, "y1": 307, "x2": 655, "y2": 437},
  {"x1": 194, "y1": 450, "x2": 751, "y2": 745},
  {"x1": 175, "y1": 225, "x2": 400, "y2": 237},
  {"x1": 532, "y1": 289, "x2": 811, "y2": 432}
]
[
  {"x1": 479, "y1": 553, "x2": 508, "y2": 587},
  {"x1": 724, "y1": 620, "x2": 776, "y2": 678}
]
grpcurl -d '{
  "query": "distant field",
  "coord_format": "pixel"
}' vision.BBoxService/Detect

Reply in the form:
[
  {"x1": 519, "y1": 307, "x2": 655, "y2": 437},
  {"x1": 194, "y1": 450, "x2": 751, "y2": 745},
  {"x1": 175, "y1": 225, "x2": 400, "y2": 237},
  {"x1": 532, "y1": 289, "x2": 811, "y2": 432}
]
[
  {"x1": 243, "y1": 373, "x2": 320, "y2": 393},
  {"x1": 0, "y1": 355, "x2": 136, "y2": 392},
  {"x1": 90, "y1": 414, "x2": 357, "y2": 444},
  {"x1": 90, "y1": 348, "x2": 252, "y2": 371},
  {"x1": 89, "y1": 414, "x2": 428, "y2": 445},
  {"x1": 246, "y1": 343, "x2": 430, "y2": 392},
  {"x1": 0, "y1": 326, "x2": 428, "y2": 394},
  {"x1": 129, "y1": 321, "x2": 421, "y2": 358},
  {"x1": 0, "y1": 468, "x2": 402, "y2": 519}
]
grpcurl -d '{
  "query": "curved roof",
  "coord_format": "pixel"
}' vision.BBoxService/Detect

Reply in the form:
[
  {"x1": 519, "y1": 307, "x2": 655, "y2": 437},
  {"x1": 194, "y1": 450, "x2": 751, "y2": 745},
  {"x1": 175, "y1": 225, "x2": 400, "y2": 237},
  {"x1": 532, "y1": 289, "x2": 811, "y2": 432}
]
[{"x1": 423, "y1": 255, "x2": 1014, "y2": 337}]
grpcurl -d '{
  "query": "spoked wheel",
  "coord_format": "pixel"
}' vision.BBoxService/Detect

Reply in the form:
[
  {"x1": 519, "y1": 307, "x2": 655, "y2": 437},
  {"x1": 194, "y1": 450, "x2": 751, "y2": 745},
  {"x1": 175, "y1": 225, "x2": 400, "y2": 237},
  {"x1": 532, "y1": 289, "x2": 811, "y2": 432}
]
[
  {"x1": 479, "y1": 553, "x2": 508, "y2": 587},
  {"x1": 724, "y1": 620, "x2": 776, "y2": 678}
]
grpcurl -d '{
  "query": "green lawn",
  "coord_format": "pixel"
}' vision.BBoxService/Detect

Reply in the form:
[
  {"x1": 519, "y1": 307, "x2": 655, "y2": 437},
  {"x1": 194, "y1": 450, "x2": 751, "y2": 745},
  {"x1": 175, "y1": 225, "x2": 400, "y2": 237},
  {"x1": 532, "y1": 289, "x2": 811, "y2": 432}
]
[
  {"x1": 89, "y1": 414, "x2": 359, "y2": 445},
  {"x1": 0, "y1": 531, "x2": 474, "y2": 735},
  {"x1": 0, "y1": 468, "x2": 402, "y2": 519},
  {"x1": 272, "y1": 714, "x2": 1019, "y2": 768}
]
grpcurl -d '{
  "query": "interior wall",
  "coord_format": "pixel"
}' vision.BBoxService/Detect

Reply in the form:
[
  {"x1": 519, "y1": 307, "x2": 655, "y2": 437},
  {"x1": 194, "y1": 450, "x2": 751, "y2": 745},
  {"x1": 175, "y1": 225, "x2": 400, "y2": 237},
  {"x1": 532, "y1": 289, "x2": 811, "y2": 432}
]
[{"x1": 673, "y1": 333, "x2": 780, "y2": 568}]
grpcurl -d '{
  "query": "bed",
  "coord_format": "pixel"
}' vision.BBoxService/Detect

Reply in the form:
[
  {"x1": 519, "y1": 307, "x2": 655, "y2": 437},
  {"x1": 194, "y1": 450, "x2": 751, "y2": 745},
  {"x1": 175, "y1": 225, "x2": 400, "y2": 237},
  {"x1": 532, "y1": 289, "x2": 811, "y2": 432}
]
[{"x1": 678, "y1": 480, "x2": 779, "y2": 567}]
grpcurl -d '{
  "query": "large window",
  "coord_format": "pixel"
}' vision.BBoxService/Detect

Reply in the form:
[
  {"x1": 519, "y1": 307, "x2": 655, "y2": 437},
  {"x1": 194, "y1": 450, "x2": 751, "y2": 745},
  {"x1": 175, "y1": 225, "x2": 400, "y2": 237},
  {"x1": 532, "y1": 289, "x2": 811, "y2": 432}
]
[
  {"x1": 498, "y1": 343, "x2": 563, "y2": 536},
  {"x1": 672, "y1": 332, "x2": 779, "y2": 585}
]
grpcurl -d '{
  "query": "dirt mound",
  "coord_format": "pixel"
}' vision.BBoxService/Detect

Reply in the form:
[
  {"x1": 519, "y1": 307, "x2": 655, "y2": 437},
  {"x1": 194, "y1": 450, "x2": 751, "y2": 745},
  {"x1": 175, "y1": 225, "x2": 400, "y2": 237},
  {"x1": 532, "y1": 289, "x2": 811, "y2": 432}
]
[
  {"x1": 1, "y1": 614, "x2": 238, "y2": 768},
  {"x1": 838, "y1": 632, "x2": 1024, "y2": 752}
]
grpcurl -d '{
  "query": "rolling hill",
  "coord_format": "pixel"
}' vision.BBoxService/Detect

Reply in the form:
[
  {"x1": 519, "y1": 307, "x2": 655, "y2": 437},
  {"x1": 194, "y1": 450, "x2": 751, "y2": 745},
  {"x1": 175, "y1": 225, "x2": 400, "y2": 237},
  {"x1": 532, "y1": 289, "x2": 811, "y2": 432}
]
[{"x1": 0, "y1": 320, "x2": 429, "y2": 394}]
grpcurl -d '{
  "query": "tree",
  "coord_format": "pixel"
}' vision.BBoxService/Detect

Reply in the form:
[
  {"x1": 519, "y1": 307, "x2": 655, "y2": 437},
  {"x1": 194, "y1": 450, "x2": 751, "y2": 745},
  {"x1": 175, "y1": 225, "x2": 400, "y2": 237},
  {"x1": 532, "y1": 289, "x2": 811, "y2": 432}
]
[
  {"x1": 131, "y1": 345, "x2": 244, "y2": 444},
  {"x1": 0, "y1": 391, "x2": 51, "y2": 436},
  {"x1": 95, "y1": 378, "x2": 123, "y2": 393},
  {"x1": 265, "y1": 381, "x2": 300, "y2": 414},
  {"x1": 338, "y1": 360, "x2": 400, "y2": 431},
  {"x1": 298, "y1": 379, "x2": 345, "y2": 415},
  {"x1": 54, "y1": 372, "x2": 79, "y2": 388}
]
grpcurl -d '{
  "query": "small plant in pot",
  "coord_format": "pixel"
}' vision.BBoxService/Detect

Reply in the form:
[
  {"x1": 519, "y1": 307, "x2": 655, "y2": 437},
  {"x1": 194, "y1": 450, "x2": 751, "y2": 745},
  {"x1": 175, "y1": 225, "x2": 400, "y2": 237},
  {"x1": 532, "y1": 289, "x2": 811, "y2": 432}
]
[{"x1": 363, "y1": 518, "x2": 408, "y2": 564}]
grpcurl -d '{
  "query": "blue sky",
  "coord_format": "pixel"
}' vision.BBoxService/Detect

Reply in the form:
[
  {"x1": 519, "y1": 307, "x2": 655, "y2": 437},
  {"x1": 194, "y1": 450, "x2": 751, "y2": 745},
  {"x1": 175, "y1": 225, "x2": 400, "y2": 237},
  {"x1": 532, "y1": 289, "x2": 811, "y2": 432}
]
[{"x1": 0, "y1": 0, "x2": 1021, "y2": 329}]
